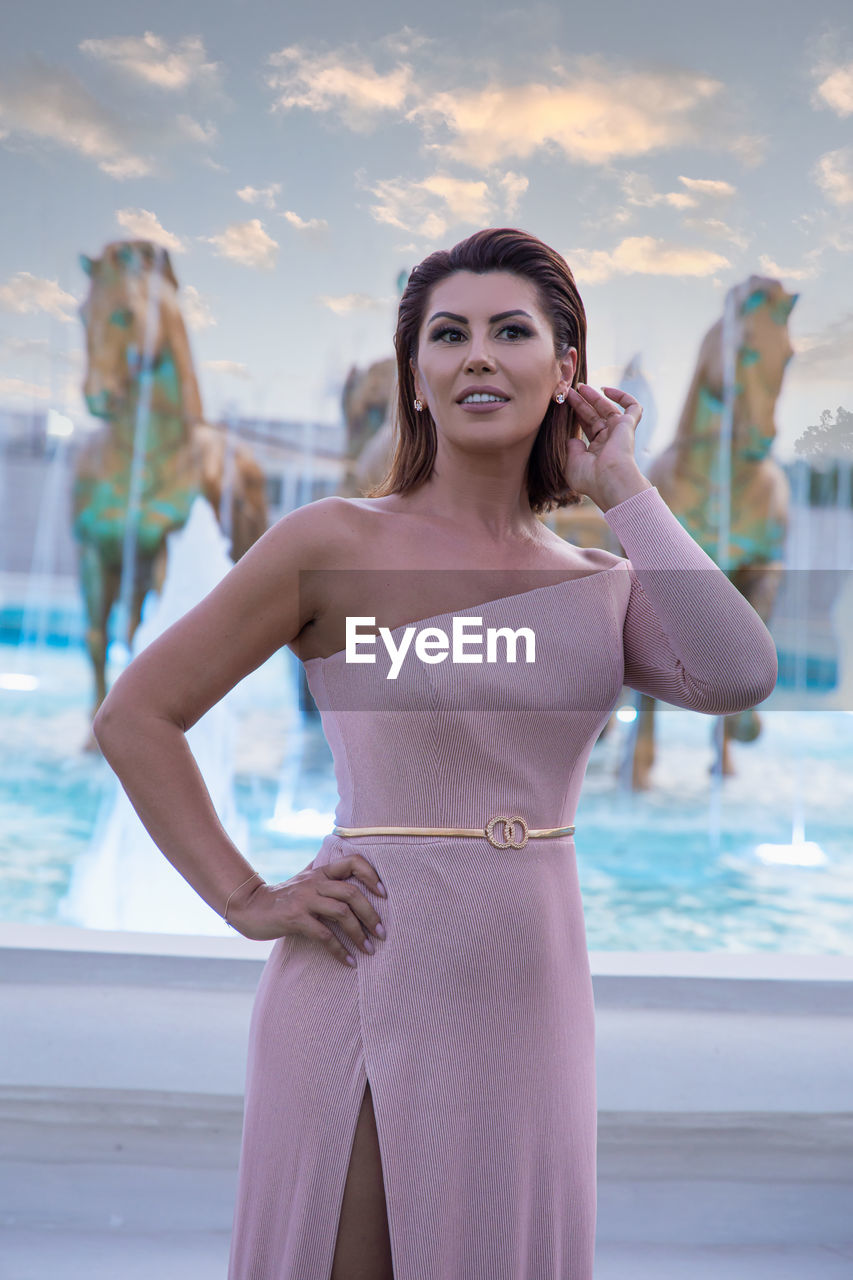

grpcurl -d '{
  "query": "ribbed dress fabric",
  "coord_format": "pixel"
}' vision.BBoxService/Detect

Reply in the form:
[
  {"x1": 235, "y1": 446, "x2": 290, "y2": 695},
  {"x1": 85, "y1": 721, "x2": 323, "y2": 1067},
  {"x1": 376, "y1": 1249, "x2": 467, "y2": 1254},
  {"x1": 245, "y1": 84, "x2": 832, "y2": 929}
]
[{"x1": 227, "y1": 485, "x2": 778, "y2": 1280}]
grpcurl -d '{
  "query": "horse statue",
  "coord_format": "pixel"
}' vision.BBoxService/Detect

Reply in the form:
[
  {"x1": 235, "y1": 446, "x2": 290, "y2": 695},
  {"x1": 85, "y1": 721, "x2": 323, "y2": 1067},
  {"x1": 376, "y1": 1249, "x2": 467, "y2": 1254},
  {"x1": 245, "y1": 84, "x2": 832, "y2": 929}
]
[
  {"x1": 337, "y1": 356, "x2": 397, "y2": 498},
  {"x1": 337, "y1": 270, "x2": 409, "y2": 499},
  {"x1": 294, "y1": 353, "x2": 399, "y2": 719},
  {"x1": 74, "y1": 239, "x2": 268, "y2": 729},
  {"x1": 630, "y1": 275, "x2": 797, "y2": 787}
]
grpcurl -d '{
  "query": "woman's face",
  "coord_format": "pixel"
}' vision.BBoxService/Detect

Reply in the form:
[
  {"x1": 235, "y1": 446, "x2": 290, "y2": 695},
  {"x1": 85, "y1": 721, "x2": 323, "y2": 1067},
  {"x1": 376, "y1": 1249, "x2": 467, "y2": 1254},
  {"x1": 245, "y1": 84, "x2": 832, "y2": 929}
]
[{"x1": 410, "y1": 270, "x2": 577, "y2": 445}]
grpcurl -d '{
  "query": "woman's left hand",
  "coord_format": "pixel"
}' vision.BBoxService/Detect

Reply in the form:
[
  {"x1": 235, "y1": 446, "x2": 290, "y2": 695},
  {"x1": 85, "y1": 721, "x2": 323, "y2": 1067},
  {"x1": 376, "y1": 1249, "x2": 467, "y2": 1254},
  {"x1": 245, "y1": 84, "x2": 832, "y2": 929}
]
[{"x1": 564, "y1": 384, "x2": 645, "y2": 508}]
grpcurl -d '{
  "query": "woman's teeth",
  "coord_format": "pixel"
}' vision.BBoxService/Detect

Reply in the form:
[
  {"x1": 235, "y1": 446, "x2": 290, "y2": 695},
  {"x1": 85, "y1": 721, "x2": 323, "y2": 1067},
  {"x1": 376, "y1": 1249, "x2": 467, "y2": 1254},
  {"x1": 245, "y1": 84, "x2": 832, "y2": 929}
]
[{"x1": 461, "y1": 394, "x2": 508, "y2": 403}]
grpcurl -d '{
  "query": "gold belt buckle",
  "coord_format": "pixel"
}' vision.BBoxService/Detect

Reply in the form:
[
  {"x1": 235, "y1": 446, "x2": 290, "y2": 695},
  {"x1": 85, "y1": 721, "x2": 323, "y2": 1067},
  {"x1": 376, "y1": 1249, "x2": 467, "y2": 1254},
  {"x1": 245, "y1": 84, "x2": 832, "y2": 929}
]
[{"x1": 485, "y1": 814, "x2": 529, "y2": 849}]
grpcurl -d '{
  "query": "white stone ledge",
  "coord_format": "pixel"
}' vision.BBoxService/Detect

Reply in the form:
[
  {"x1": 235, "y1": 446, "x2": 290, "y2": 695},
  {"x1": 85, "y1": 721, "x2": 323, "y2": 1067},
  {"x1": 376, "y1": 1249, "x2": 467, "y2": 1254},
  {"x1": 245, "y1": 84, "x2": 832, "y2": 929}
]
[
  {"x1": 4, "y1": 922, "x2": 852, "y2": 989},
  {"x1": 1, "y1": 1089, "x2": 851, "y2": 1246},
  {"x1": 2, "y1": 923, "x2": 852, "y2": 1113},
  {"x1": 2, "y1": 924, "x2": 852, "y2": 1249},
  {"x1": 2, "y1": 1086, "x2": 850, "y2": 1181}
]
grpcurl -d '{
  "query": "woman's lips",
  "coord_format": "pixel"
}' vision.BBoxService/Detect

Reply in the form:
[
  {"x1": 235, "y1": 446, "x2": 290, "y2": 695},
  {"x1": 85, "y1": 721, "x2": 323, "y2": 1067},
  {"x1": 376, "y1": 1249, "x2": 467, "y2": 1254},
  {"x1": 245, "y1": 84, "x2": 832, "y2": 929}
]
[{"x1": 457, "y1": 399, "x2": 510, "y2": 413}]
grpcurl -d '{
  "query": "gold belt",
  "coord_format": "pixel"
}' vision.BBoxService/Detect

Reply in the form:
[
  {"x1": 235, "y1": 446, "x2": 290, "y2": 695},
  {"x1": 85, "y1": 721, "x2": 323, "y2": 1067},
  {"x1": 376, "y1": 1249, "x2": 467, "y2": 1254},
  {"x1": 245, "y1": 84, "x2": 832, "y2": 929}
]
[{"x1": 333, "y1": 815, "x2": 575, "y2": 850}]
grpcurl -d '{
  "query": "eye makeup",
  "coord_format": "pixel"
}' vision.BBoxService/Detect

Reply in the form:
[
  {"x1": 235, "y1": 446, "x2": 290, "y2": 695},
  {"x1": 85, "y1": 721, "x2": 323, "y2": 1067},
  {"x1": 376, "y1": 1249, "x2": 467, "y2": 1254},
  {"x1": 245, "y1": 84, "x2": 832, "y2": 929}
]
[{"x1": 428, "y1": 322, "x2": 535, "y2": 343}]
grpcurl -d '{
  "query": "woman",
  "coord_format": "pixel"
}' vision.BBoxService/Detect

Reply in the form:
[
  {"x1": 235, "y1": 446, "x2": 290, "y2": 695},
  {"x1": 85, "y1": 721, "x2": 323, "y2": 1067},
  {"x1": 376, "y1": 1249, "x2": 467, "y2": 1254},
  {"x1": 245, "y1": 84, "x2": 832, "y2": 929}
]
[{"x1": 94, "y1": 227, "x2": 778, "y2": 1279}]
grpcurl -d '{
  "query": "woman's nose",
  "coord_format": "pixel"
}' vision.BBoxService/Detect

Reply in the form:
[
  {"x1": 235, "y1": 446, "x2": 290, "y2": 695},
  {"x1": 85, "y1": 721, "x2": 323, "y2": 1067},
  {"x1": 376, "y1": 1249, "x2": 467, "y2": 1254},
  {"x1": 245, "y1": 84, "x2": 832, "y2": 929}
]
[{"x1": 465, "y1": 350, "x2": 496, "y2": 373}]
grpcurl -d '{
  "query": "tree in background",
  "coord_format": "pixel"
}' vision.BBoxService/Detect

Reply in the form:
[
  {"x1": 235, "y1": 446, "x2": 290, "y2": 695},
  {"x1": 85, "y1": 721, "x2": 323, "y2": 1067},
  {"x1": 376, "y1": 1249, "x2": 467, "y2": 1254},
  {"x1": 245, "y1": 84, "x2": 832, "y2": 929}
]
[{"x1": 795, "y1": 406, "x2": 853, "y2": 459}]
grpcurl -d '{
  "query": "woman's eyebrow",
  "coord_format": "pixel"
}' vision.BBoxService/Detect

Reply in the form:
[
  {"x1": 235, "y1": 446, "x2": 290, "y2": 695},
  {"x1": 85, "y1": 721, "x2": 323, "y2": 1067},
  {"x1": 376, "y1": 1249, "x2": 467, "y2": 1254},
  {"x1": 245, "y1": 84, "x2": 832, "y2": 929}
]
[{"x1": 426, "y1": 309, "x2": 534, "y2": 325}]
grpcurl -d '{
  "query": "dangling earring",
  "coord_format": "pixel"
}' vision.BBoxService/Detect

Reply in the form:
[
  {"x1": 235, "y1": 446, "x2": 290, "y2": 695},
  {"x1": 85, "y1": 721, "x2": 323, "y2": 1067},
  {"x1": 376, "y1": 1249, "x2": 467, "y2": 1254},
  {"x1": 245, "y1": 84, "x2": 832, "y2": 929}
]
[
  {"x1": 413, "y1": 399, "x2": 423, "y2": 412},
  {"x1": 555, "y1": 392, "x2": 566, "y2": 404}
]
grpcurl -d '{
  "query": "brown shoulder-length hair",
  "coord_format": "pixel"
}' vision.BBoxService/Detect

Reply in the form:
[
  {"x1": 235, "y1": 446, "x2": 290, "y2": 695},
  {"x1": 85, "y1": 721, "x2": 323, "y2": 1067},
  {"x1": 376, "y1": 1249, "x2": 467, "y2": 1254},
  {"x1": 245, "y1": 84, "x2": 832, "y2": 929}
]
[{"x1": 365, "y1": 226, "x2": 588, "y2": 513}]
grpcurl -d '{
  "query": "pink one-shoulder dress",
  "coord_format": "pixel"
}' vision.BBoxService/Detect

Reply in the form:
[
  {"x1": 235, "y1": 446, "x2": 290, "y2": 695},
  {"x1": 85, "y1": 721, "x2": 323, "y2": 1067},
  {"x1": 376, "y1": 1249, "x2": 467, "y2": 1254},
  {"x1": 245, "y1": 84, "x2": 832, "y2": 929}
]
[{"x1": 227, "y1": 485, "x2": 778, "y2": 1279}]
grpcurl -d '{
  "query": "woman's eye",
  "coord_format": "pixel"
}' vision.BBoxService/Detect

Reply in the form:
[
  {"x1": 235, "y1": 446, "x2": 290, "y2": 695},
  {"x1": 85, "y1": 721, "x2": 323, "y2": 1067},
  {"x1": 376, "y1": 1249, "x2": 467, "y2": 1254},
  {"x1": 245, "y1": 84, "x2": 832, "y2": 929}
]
[{"x1": 429, "y1": 323, "x2": 533, "y2": 343}]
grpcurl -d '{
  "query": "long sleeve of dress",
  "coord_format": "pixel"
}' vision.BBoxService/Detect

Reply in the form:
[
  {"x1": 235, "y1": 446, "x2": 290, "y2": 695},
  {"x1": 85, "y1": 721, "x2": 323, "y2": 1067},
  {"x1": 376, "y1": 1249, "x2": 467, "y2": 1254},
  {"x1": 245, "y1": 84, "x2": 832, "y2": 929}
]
[{"x1": 602, "y1": 484, "x2": 779, "y2": 714}]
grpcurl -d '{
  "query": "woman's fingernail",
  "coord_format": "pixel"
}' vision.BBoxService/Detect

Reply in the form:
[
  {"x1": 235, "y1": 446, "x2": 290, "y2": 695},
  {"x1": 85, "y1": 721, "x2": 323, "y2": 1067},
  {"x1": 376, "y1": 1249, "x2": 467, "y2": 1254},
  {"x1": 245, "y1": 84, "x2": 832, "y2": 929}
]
[{"x1": 377, "y1": 881, "x2": 386, "y2": 896}]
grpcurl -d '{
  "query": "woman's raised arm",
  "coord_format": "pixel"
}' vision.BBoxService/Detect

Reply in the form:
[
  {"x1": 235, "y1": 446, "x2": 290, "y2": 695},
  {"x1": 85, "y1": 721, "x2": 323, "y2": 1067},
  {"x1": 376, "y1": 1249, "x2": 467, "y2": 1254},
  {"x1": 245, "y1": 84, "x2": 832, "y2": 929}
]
[
  {"x1": 602, "y1": 485, "x2": 779, "y2": 713},
  {"x1": 92, "y1": 496, "x2": 342, "y2": 924}
]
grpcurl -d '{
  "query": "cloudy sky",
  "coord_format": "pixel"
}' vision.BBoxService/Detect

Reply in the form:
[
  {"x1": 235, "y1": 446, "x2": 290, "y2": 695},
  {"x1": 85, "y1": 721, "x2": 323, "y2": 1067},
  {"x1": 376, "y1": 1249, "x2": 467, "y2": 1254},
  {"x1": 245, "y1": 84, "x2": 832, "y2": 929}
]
[{"x1": 1, "y1": 0, "x2": 851, "y2": 458}]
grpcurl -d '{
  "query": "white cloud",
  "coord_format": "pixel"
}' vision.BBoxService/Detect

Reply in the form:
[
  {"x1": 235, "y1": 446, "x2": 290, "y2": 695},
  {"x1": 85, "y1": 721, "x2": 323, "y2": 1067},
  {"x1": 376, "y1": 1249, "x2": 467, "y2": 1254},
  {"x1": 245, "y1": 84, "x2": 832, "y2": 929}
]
[
  {"x1": 317, "y1": 293, "x2": 391, "y2": 314},
  {"x1": 565, "y1": 236, "x2": 730, "y2": 284},
  {"x1": 262, "y1": 37, "x2": 761, "y2": 173},
  {"x1": 116, "y1": 208, "x2": 186, "y2": 252},
  {"x1": 237, "y1": 182, "x2": 282, "y2": 208},
  {"x1": 0, "y1": 376, "x2": 51, "y2": 401},
  {"x1": 3, "y1": 336, "x2": 49, "y2": 358},
  {"x1": 177, "y1": 114, "x2": 218, "y2": 145},
  {"x1": 2, "y1": 339, "x2": 85, "y2": 415},
  {"x1": 659, "y1": 192, "x2": 696, "y2": 210},
  {"x1": 678, "y1": 176, "x2": 736, "y2": 199},
  {"x1": 266, "y1": 44, "x2": 413, "y2": 129},
  {"x1": 99, "y1": 154, "x2": 152, "y2": 180},
  {"x1": 791, "y1": 214, "x2": 853, "y2": 258},
  {"x1": 379, "y1": 26, "x2": 433, "y2": 59},
  {"x1": 0, "y1": 271, "x2": 79, "y2": 321},
  {"x1": 814, "y1": 148, "x2": 853, "y2": 206},
  {"x1": 281, "y1": 209, "x2": 329, "y2": 234},
  {"x1": 811, "y1": 58, "x2": 853, "y2": 118},
  {"x1": 619, "y1": 172, "x2": 698, "y2": 210},
  {"x1": 824, "y1": 227, "x2": 853, "y2": 253},
  {"x1": 724, "y1": 133, "x2": 765, "y2": 168},
  {"x1": 365, "y1": 170, "x2": 524, "y2": 238},
  {"x1": 79, "y1": 32, "x2": 220, "y2": 91},
  {"x1": 411, "y1": 62, "x2": 758, "y2": 169},
  {"x1": 0, "y1": 62, "x2": 152, "y2": 178},
  {"x1": 261, "y1": 34, "x2": 766, "y2": 204},
  {"x1": 181, "y1": 284, "x2": 217, "y2": 330},
  {"x1": 757, "y1": 251, "x2": 823, "y2": 281},
  {"x1": 682, "y1": 217, "x2": 750, "y2": 249},
  {"x1": 2, "y1": 336, "x2": 83, "y2": 365},
  {"x1": 609, "y1": 173, "x2": 742, "y2": 237},
  {"x1": 366, "y1": 172, "x2": 484, "y2": 238},
  {"x1": 618, "y1": 172, "x2": 736, "y2": 215},
  {"x1": 416, "y1": 174, "x2": 492, "y2": 224},
  {"x1": 203, "y1": 359, "x2": 251, "y2": 379},
  {"x1": 789, "y1": 313, "x2": 853, "y2": 380},
  {"x1": 201, "y1": 219, "x2": 279, "y2": 270},
  {"x1": 498, "y1": 171, "x2": 528, "y2": 216}
]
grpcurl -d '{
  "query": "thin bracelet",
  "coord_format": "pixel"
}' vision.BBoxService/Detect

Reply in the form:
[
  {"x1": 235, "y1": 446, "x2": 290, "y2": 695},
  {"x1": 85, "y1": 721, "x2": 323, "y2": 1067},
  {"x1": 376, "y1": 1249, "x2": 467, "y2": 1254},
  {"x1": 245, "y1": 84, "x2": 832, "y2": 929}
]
[{"x1": 223, "y1": 871, "x2": 263, "y2": 926}]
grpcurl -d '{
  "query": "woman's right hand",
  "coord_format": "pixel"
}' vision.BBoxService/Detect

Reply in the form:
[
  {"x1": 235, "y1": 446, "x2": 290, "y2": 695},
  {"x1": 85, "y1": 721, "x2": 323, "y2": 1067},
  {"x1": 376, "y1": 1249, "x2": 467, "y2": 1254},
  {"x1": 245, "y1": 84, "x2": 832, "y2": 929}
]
[{"x1": 228, "y1": 855, "x2": 387, "y2": 965}]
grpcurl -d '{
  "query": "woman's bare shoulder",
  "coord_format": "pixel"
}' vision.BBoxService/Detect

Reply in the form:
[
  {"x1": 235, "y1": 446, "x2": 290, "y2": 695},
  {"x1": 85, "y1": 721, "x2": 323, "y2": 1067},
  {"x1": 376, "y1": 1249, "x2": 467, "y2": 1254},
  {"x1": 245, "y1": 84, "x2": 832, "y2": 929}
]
[
  {"x1": 292, "y1": 495, "x2": 388, "y2": 564},
  {"x1": 265, "y1": 495, "x2": 373, "y2": 559},
  {"x1": 308, "y1": 496, "x2": 626, "y2": 575},
  {"x1": 532, "y1": 523, "x2": 626, "y2": 574},
  {"x1": 579, "y1": 544, "x2": 626, "y2": 572}
]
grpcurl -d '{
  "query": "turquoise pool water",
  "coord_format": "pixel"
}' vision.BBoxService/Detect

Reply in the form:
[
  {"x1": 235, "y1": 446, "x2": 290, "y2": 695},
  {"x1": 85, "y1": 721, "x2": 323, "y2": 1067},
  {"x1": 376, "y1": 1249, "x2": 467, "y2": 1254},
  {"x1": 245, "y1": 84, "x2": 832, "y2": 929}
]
[{"x1": 2, "y1": 636, "x2": 852, "y2": 951}]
